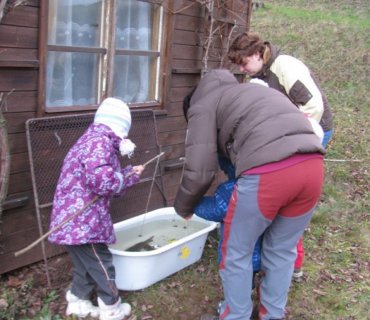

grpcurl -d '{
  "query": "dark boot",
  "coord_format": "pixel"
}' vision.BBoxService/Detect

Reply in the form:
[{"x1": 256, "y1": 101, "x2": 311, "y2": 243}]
[{"x1": 251, "y1": 304, "x2": 259, "y2": 319}]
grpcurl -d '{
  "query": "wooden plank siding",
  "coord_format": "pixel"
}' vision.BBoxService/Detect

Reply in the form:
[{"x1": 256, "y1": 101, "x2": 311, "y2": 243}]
[
  {"x1": 0, "y1": 0, "x2": 250, "y2": 274},
  {"x1": 161, "y1": 0, "x2": 250, "y2": 205},
  {"x1": 0, "y1": 0, "x2": 41, "y2": 273}
]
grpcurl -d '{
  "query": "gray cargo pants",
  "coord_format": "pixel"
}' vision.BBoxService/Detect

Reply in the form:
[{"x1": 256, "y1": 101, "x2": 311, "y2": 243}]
[{"x1": 66, "y1": 243, "x2": 119, "y2": 305}]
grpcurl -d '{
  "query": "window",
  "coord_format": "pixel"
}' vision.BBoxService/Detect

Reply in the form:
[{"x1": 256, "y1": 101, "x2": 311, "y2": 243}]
[{"x1": 43, "y1": 0, "x2": 165, "y2": 112}]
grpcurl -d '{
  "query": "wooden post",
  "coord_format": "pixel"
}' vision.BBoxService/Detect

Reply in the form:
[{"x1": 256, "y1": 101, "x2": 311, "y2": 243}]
[{"x1": 0, "y1": 92, "x2": 11, "y2": 230}]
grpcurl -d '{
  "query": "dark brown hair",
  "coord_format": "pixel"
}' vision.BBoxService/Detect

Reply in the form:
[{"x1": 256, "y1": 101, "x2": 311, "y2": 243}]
[{"x1": 228, "y1": 32, "x2": 266, "y2": 65}]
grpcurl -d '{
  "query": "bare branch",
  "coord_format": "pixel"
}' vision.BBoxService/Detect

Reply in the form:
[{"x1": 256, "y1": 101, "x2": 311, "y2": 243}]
[
  {"x1": 0, "y1": 0, "x2": 8, "y2": 24},
  {"x1": 0, "y1": 89, "x2": 14, "y2": 112},
  {"x1": 220, "y1": 21, "x2": 238, "y2": 68},
  {"x1": 0, "y1": 0, "x2": 28, "y2": 24},
  {"x1": 202, "y1": 0, "x2": 215, "y2": 76},
  {"x1": 168, "y1": 1, "x2": 197, "y2": 15},
  {"x1": 324, "y1": 159, "x2": 363, "y2": 163}
]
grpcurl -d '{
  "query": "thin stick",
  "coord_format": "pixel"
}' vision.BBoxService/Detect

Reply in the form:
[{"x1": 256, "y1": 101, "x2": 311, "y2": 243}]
[
  {"x1": 14, "y1": 196, "x2": 99, "y2": 257},
  {"x1": 324, "y1": 159, "x2": 363, "y2": 163},
  {"x1": 14, "y1": 152, "x2": 166, "y2": 257},
  {"x1": 142, "y1": 151, "x2": 165, "y2": 167},
  {"x1": 139, "y1": 152, "x2": 162, "y2": 237}
]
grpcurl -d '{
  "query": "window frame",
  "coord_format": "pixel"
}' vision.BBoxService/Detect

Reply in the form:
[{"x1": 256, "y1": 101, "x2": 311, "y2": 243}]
[{"x1": 38, "y1": 0, "x2": 169, "y2": 115}]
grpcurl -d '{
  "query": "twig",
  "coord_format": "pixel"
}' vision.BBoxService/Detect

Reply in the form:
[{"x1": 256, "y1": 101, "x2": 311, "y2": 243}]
[
  {"x1": 142, "y1": 151, "x2": 165, "y2": 167},
  {"x1": 170, "y1": 1, "x2": 197, "y2": 14},
  {"x1": 220, "y1": 21, "x2": 238, "y2": 68},
  {"x1": 0, "y1": 89, "x2": 15, "y2": 112},
  {"x1": 14, "y1": 196, "x2": 99, "y2": 257},
  {"x1": 324, "y1": 159, "x2": 363, "y2": 163},
  {"x1": 0, "y1": 0, "x2": 8, "y2": 24},
  {"x1": 202, "y1": 0, "x2": 215, "y2": 76},
  {"x1": 0, "y1": 0, "x2": 27, "y2": 24}
]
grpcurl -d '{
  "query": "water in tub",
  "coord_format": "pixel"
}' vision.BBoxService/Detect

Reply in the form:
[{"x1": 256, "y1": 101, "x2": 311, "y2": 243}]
[{"x1": 110, "y1": 218, "x2": 207, "y2": 252}]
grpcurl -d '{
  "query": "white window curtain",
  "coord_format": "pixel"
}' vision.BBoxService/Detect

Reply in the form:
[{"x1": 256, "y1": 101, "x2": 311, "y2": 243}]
[
  {"x1": 46, "y1": 0, "x2": 158, "y2": 108},
  {"x1": 114, "y1": 0, "x2": 152, "y2": 103},
  {"x1": 46, "y1": 0, "x2": 101, "y2": 107},
  {"x1": 47, "y1": 0, "x2": 72, "y2": 107}
]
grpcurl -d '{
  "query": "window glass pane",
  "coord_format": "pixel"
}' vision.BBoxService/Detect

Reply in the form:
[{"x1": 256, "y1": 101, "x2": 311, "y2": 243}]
[
  {"x1": 113, "y1": 55, "x2": 158, "y2": 103},
  {"x1": 48, "y1": 0, "x2": 103, "y2": 47},
  {"x1": 46, "y1": 51, "x2": 99, "y2": 107},
  {"x1": 116, "y1": 0, "x2": 153, "y2": 50}
]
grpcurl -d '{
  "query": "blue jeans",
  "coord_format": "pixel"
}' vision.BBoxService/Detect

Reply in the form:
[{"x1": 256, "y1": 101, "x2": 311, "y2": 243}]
[{"x1": 322, "y1": 128, "x2": 333, "y2": 148}]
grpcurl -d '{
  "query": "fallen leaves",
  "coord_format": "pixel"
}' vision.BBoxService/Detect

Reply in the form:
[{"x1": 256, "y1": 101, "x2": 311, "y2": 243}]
[
  {"x1": 312, "y1": 288, "x2": 327, "y2": 296},
  {"x1": 0, "y1": 298, "x2": 8, "y2": 309},
  {"x1": 6, "y1": 275, "x2": 23, "y2": 288}
]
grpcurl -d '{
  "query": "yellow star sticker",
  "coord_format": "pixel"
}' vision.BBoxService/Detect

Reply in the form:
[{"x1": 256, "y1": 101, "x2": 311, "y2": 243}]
[{"x1": 180, "y1": 245, "x2": 190, "y2": 259}]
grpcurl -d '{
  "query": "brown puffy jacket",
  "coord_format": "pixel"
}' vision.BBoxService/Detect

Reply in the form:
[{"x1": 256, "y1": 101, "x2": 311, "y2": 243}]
[{"x1": 174, "y1": 69, "x2": 325, "y2": 217}]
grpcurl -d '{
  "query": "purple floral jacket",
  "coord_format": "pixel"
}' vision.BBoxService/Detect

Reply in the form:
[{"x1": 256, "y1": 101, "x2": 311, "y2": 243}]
[{"x1": 48, "y1": 123, "x2": 140, "y2": 245}]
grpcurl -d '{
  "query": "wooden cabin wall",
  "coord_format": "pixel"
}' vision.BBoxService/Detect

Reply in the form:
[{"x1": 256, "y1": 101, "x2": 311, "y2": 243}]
[
  {"x1": 158, "y1": 1, "x2": 204, "y2": 205},
  {"x1": 159, "y1": 0, "x2": 249, "y2": 204},
  {"x1": 0, "y1": 0, "x2": 250, "y2": 274},
  {"x1": 0, "y1": 0, "x2": 42, "y2": 273}
]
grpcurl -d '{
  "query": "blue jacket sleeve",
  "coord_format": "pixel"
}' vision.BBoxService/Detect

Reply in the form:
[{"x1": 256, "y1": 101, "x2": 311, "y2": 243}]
[
  {"x1": 194, "y1": 179, "x2": 236, "y2": 222},
  {"x1": 252, "y1": 236, "x2": 262, "y2": 272}
]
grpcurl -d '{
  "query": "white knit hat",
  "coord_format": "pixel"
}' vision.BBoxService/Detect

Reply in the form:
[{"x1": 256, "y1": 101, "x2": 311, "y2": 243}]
[{"x1": 94, "y1": 97, "x2": 131, "y2": 139}]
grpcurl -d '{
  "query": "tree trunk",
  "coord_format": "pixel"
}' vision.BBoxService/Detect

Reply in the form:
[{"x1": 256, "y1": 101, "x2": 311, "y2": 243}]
[{"x1": 0, "y1": 95, "x2": 11, "y2": 228}]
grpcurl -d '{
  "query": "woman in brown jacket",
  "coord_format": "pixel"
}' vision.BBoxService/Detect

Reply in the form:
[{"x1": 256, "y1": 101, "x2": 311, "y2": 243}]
[{"x1": 175, "y1": 69, "x2": 325, "y2": 320}]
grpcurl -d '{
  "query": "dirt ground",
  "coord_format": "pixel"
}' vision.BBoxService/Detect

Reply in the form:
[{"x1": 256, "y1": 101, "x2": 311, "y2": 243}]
[
  {"x1": 0, "y1": 235, "x2": 225, "y2": 320},
  {"x1": 1, "y1": 253, "x2": 74, "y2": 318}
]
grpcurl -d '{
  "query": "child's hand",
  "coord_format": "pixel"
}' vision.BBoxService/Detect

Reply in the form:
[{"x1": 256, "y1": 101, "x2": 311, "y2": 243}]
[{"x1": 132, "y1": 165, "x2": 145, "y2": 176}]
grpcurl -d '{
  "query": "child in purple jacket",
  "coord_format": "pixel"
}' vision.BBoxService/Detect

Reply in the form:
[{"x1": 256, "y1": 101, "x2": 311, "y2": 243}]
[{"x1": 48, "y1": 98, "x2": 144, "y2": 320}]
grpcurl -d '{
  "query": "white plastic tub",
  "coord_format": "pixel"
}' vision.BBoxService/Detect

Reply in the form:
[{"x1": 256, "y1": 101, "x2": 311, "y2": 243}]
[{"x1": 109, "y1": 207, "x2": 217, "y2": 291}]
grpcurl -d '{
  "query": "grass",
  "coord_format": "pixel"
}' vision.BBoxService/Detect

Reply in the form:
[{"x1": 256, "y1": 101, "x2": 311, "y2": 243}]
[
  {"x1": 0, "y1": 0, "x2": 369, "y2": 319},
  {"x1": 253, "y1": 2, "x2": 370, "y2": 318},
  {"x1": 270, "y1": 6, "x2": 370, "y2": 28}
]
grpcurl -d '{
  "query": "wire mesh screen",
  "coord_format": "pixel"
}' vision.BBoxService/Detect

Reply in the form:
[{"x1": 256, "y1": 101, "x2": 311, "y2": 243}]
[{"x1": 26, "y1": 110, "x2": 166, "y2": 258}]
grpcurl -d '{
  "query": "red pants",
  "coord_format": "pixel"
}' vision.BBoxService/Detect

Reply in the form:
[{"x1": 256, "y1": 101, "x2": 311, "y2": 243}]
[
  {"x1": 219, "y1": 158, "x2": 324, "y2": 320},
  {"x1": 295, "y1": 237, "x2": 304, "y2": 269}
]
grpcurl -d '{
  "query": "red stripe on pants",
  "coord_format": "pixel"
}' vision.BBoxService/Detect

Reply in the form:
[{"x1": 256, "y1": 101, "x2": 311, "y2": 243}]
[
  {"x1": 295, "y1": 237, "x2": 304, "y2": 269},
  {"x1": 219, "y1": 188, "x2": 237, "y2": 270}
]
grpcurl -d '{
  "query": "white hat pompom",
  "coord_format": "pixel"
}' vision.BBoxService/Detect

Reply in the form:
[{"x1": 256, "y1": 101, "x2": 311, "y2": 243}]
[{"x1": 119, "y1": 139, "x2": 136, "y2": 158}]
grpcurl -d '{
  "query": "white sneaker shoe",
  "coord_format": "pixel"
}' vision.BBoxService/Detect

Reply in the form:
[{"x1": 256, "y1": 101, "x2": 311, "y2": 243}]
[
  {"x1": 66, "y1": 290, "x2": 100, "y2": 318},
  {"x1": 98, "y1": 297, "x2": 131, "y2": 320}
]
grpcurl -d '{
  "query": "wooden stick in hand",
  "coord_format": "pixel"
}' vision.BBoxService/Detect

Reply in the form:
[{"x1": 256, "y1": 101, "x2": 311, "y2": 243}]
[{"x1": 14, "y1": 196, "x2": 99, "y2": 257}]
